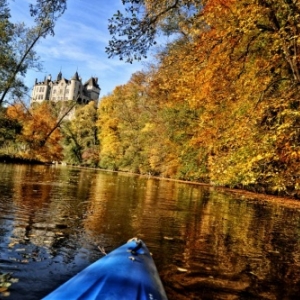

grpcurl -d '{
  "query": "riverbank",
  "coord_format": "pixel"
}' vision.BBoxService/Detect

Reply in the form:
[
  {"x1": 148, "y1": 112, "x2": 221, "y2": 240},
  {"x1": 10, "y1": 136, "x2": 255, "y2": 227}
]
[{"x1": 0, "y1": 154, "x2": 45, "y2": 165}]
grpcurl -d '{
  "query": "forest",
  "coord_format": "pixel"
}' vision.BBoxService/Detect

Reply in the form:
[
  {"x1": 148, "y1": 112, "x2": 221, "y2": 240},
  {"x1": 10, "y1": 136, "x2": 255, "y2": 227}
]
[{"x1": 0, "y1": 0, "x2": 299, "y2": 198}]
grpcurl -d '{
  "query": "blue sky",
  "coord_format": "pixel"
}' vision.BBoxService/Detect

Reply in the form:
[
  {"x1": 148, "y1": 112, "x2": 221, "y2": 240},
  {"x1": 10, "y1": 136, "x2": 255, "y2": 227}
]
[{"x1": 9, "y1": 0, "x2": 151, "y2": 100}]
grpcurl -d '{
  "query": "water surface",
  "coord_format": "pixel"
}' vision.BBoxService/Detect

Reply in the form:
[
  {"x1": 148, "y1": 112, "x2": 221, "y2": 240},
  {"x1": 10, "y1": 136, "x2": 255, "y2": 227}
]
[{"x1": 0, "y1": 163, "x2": 300, "y2": 299}]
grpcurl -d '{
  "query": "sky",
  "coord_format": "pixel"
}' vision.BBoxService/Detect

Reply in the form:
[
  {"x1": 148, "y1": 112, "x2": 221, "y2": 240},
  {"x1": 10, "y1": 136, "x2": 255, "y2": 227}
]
[{"x1": 9, "y1": 0, "x2": 152, "y2": 100}]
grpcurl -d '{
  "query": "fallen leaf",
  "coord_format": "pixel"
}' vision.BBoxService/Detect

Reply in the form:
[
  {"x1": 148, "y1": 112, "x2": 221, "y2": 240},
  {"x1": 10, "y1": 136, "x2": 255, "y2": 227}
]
[{"x1": 177, "y1": 267, "x2": 188, "y2": 272}]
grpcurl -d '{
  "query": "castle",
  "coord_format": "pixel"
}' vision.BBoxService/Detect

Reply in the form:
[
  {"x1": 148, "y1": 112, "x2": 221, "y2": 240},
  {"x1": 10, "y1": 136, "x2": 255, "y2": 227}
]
[{"x1": 30, "y1": 71, "x2": 101, "y2": 106}]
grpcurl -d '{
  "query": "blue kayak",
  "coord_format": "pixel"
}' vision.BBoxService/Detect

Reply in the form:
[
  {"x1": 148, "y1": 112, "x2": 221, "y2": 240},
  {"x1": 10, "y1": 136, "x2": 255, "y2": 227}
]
[{"x1": 43, "y1": 238, "x2": 168, "y2": 300}]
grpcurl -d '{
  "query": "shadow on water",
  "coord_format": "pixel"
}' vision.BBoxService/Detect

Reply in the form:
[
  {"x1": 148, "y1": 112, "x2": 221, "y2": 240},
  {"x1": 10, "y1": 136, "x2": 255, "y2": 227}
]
[{"x1": 0, "y1": 163, "x2": 300, "y2": 299}]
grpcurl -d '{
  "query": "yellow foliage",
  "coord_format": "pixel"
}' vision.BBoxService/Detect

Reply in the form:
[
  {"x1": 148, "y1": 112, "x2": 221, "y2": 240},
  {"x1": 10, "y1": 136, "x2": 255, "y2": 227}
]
[{"x1": 96, "y1": 0, "x2": 300, "y2": 197}]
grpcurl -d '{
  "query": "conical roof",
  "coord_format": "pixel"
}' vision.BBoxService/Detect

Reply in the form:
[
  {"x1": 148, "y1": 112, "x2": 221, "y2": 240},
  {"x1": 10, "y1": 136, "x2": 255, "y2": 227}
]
[
  {"x1": 84, "y1": 77, "x2": 100, "y2": 89},
  {"x1": 71, "y1": 71, "x2": 80, "y2": 81},
  {"x1": 57, "y1": 71, "x2": 62, "y2": 81}
]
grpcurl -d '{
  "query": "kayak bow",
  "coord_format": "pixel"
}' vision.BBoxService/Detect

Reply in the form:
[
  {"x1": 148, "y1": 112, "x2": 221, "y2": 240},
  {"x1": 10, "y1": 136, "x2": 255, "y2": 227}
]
[{"x1": 43, "y1": 238, "x2": 168, "y2": 300}]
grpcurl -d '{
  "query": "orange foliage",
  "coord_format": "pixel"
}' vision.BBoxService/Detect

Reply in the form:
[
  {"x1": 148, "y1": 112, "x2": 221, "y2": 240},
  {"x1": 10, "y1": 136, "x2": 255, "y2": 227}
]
[
  {"x1": 6, "y1": 102, "x2": 63, "y2": 162},
  {"x1": 98, "y1": 0, "x2": 300, "y2": 196},
  {"x1": 6, "y1": 103, "x2": 27, "y2": 121}
]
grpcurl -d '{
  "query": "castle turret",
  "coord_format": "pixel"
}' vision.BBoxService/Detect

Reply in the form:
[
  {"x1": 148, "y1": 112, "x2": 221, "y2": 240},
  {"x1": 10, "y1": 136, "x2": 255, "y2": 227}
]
[
  {"x1": 70, "y1": 71, "x2": 80, "y2": 101},
  {"x1": 57, "y1": 71, "x2": 62, "y2": 81},
  {"x1": 84, "y1": 77, "x2": 101, "y2": 103},
  {"x1": 71, "y1": 71, "x2": 80, "y2": 81}
]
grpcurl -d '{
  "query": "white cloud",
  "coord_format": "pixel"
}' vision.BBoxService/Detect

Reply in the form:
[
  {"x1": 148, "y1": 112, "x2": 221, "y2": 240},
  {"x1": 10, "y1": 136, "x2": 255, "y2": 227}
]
[{"x1": 10, "y1": 0, "x2": 149, "y2": 98}]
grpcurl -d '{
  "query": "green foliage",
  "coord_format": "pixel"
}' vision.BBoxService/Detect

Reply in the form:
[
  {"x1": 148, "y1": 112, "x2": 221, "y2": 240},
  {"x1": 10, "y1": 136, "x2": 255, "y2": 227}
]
[
  {"x1": 106, "y1": 0, "x2": 202, "y2": 62},
  {"x1": 0, "y1": 107, "x2": 21, "y2": 154},
  {"x1": 62, "y1": 102, "x2": 99, "y2": 166}
]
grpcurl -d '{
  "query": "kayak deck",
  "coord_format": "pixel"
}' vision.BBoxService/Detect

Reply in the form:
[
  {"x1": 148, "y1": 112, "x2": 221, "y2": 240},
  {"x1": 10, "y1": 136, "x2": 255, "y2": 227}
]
[{"x1": 43, "y1": 238, "x2": 168, "y2": 300}]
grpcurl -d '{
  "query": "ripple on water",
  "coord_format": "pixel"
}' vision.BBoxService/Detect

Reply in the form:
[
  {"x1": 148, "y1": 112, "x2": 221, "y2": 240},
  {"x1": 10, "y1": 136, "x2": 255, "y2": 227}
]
[{"x1": 1, "y1": 164, "x2": 300, "y2": 299}]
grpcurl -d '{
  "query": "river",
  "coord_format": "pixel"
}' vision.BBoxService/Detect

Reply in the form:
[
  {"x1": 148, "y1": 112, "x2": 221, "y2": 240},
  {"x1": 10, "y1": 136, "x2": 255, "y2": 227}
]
[{"x1": 0, "y1": 163, "x2": 300, "y2": 299}]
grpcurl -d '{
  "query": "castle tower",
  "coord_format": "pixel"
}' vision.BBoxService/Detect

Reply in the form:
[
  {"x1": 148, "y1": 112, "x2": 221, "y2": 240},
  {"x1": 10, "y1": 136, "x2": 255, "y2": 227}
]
[
  {"x1": 70, "y1": 71, "x2": 80, "y2": 101},
  {"x1": 57, "y1": 71, "x2": 62, "y2": 81},
  {"x1": 31, "y1": 77, "x2": 50, "y2": 102},
  {"x1": 84, "y1": 77, "x2": 101, "y2": 104}
]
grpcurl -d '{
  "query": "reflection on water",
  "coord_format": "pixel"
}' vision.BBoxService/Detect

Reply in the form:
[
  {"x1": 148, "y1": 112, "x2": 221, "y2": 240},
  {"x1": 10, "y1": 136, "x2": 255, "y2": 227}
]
[{"x1": 0, "y1": 163, "x2": 300, "y2": 299}]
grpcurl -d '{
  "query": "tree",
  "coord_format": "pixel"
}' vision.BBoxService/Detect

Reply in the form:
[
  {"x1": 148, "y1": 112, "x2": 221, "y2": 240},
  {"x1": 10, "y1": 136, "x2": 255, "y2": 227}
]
[
  {"x1": 106, "y1": 0, "x2": 203, "y2": 62},
  {"x1": 6, "y1": 102, "x2": 63, "y2": 162},
  {"x1": 97, "y1": 92, "x2": 123, "y2": 170},
  {"x1": 0, "y1": 106, "x2": 21, "y2": 154},
  {"x1": 62, "y1": 102, "x2": 99, "y2": 166},
  {"x1": 0, "y1": 0, "x2": 67, "y2": 105},
  {"x1": 101, "y1": 0, "x2": 300, "y2": 197},
  {"x1": 0, "y1": 0, "x2": 19, "y2": 101}
]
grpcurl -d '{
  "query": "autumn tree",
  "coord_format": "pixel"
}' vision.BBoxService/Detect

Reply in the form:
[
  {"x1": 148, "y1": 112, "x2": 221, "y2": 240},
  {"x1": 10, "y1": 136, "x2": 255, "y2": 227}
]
[
  {"x1": 149, "y1": 0, "x2": 300, "y2": 195},
  {"x1": 101, "y1": 0, "x2": 299, "y2": 197},
  {"x1": 97, "y1": 79, "x2": 141, "y2": 171},
  {"x1": 191, "y1": 0, "x2": 300, "y2": 195},
  {"x1": 6, "y1": 102, "x2": 63, "y2": 162},
  {"x1": 97, "y1": 92, "x2": 123, "y2": 170}
]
